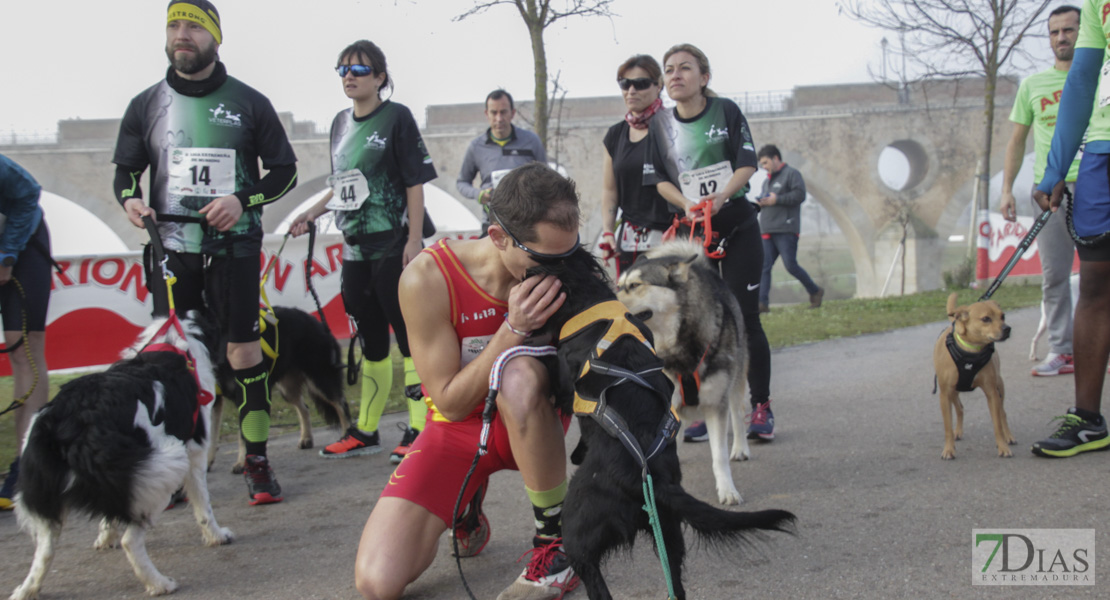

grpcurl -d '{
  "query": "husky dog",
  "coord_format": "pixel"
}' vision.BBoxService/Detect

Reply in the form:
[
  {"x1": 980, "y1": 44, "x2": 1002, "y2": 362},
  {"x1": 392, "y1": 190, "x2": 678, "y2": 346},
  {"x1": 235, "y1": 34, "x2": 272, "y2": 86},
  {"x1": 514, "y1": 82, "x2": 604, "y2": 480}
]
[
  {"x1": 11, "y1": 312, "x2": 233, "y2": 599},
  {"x1": 528, "y1": 248, "x2": 794, "y2": 600},
  {"x1": 210, "y1": 306, "x2": 350, "y2": 473},
  {"x1": 616, "y1": 241, "x2": 750, "y2": 505}
]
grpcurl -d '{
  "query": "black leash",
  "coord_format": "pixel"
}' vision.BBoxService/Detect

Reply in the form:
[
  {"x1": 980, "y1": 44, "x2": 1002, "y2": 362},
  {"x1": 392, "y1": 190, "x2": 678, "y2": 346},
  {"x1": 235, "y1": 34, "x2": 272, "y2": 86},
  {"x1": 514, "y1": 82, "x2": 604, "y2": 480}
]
[
  {"x1": 1064, "y1": 186, "x2": 1110, "y2": 248},
  {"x1": 978, "y1": 205, "x2": 1055, "y2": 302},
  {"x1": 0, "y1": 277, "x2": 38, "y2": 417},
  {"x1": 305, "y1": 221, "x2": 331, "y2": 332}
]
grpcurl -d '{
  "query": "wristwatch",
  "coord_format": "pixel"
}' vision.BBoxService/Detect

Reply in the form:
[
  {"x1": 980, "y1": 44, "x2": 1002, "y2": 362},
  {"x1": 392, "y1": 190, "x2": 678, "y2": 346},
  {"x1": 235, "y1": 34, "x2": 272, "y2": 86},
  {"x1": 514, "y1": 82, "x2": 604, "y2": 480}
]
[{"x1": 1, "y1": 255, "x2": 14, "y2": 267}]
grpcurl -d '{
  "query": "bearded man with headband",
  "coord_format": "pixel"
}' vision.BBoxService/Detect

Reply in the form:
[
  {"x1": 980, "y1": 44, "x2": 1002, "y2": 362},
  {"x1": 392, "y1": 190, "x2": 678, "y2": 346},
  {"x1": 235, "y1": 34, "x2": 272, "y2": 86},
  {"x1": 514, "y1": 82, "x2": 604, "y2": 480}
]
[{"x1": 112, "y1": 0, "x2": 298, "y2": 506}]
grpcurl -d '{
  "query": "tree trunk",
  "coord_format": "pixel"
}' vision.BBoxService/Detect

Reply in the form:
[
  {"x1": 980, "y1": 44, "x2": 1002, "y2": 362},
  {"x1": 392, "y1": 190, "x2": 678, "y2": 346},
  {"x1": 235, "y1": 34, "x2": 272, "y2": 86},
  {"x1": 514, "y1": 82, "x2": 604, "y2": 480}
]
[
  {"x1": 527, "y1": 14, "x2": 548, "y2": 150},
  {"x1": 979, "y1": 74, "x2": 997, "y2": 210}
]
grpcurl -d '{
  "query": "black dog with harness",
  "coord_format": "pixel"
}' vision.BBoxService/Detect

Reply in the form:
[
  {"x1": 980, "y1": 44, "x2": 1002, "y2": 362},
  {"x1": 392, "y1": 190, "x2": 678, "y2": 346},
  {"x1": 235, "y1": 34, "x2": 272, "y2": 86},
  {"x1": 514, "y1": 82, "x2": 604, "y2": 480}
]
[{"x1": 527, "y1": 249, "x2": 795, "y2": 600}]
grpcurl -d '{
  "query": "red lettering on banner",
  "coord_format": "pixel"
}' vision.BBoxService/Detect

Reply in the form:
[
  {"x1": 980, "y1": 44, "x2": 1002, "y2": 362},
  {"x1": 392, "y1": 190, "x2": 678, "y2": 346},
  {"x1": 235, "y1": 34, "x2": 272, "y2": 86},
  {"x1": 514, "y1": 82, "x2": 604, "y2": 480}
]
[
  {"x1": 272, "y1": 260, "x2": 292, "y2": 292},
  {"x1": 119, "y1": 262, "x2": 150, "y2": 303},
  {"x1": 79, "y1": 259, "x2": 91, "y2": 284},
  {"x1": 92, "y1": 259, "x2": 126, "y2": 286},
  {"x1": 326, "y1": 243, "x2": 343, "y2": 273},
  {"x1": 1103, "y1": 2, "x2": 1110, "y2": 25},
  {"x1": 307, "y1": 258, "x2": 329, "y2": 280},
  {"x1": 52, "y1": 260, "x2": 74, "y2": 288}
]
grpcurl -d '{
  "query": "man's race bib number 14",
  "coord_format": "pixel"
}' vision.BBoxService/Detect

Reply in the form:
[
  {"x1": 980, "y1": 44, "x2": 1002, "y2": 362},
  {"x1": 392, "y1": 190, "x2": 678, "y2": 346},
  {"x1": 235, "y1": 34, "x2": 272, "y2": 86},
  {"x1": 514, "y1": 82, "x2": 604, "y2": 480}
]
[
  {"x1": 168, "y1": 148, "x2": 236, "y2": 198},
  {"x1": 326, "y1": 169, "x2": 371, "y2": 211},
  {"x1": 679, "y1": 160, "x2": 732, "y2": 202}
]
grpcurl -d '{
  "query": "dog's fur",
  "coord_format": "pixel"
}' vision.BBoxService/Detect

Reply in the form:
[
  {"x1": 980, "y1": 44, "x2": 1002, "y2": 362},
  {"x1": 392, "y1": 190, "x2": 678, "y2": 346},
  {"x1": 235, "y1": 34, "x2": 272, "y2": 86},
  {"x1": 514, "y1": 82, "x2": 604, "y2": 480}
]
[
  {"x1": 615, "y1": 241, "x2": 750, "y2": 505},
  {"x1": 528, "y1": 249, "x2": 794, "y2": 600},
  {"x1": 932, "y1": 293, "x2": 1015, "y2": 460},
  {"x1": 11, "y1": 313, "x2": 233, "y2": 599},
  {"x1": 209, "y1": 306, "x2": 350, "y2": 473}
]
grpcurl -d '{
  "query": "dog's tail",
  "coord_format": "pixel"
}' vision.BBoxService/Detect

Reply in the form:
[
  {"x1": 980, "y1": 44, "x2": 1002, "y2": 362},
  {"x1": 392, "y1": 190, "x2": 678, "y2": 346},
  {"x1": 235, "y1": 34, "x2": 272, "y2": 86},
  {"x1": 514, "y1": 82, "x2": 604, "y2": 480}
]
[
  {"x1": 657, "y1": 482, "x2": 795, "y2": 546},
  {"x1": 17, "y1": 410, "x2": 71, "y2": 524}
]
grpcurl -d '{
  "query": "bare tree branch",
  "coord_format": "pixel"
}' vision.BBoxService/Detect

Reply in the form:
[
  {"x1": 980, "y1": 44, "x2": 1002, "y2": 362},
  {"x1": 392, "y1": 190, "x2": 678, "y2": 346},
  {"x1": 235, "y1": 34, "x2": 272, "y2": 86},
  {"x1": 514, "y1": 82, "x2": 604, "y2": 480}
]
[
  {"x1": 453, "y1": 0, "x2": 616, "y2": 150},
  {"x1": 839, "y1": 0, "x2": 1052, "y2": 228}
]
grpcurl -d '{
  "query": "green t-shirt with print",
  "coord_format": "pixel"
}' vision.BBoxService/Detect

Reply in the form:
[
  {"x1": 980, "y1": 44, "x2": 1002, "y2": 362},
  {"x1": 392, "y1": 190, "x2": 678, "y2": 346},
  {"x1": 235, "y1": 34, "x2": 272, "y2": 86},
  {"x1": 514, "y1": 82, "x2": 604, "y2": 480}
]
[
  {"x1": 1010, "y1": 67, "x2": 1082, "y2": 183},
  {"x1": 1077, "y1": 0, "x2": 1110, "y2": 143}
]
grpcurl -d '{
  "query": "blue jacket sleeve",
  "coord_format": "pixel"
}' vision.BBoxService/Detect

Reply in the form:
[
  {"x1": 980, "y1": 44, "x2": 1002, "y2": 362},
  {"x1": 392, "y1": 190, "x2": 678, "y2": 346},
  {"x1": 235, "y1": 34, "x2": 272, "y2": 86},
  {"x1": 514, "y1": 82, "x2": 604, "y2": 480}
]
[
  {"x1": 0, "y1": 157, "x2": 44, "y2": 264},
  {"x1": 1038, "y1": 47, "x2": 1102, "y2": 195}
]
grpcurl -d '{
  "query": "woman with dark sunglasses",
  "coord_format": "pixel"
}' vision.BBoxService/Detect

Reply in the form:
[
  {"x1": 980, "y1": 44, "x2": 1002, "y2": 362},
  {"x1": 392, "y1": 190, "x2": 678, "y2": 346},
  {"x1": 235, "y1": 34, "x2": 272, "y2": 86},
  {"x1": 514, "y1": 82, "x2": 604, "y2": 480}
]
[
  {"x1": 644, "y1": 43, "x2": 777, "y2": 442},
  {"x1": 290, "y1": 40, "x2": 436, "y2": 462},
  {"x1": 599, "y1": 55, "x2": 676, "y2": 275}
]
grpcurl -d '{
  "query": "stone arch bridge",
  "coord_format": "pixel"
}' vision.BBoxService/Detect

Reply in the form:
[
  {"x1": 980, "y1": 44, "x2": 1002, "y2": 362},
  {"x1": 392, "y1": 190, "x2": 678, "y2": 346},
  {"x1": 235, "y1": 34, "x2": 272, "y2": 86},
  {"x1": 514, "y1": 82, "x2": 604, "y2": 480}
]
[{"x1": 2, "y1": 79, "x2": 1017, "y2": 298}]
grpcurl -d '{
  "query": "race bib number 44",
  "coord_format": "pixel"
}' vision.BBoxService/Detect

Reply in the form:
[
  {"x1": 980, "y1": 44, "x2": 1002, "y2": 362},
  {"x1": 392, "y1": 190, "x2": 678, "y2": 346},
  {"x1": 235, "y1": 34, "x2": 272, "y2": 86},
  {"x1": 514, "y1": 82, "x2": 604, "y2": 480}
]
[
  {"x1": 168, "y1": 148, "x2": 236, "y2": 198},
  {"x1": 326, "y1": 169, "x2": 371, "y2": 211},
  {"x1": 679, "y1": 160, "x2": 732, "y2": 202}
]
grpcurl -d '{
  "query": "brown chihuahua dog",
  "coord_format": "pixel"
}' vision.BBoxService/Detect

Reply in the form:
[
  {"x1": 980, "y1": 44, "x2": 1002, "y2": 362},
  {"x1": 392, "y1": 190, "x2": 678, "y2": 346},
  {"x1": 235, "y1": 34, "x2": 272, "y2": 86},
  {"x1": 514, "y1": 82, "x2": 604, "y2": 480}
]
[{"x1": 932, "y1": 293, "x2": 1014, "y2": 459}]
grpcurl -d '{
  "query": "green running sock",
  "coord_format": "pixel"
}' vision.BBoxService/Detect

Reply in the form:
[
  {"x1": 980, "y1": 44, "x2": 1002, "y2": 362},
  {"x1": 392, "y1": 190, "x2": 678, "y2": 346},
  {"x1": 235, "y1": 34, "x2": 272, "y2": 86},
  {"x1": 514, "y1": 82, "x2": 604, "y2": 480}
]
[{"x1": 357, "y1": 357, "x2": 392, "y2": 433}]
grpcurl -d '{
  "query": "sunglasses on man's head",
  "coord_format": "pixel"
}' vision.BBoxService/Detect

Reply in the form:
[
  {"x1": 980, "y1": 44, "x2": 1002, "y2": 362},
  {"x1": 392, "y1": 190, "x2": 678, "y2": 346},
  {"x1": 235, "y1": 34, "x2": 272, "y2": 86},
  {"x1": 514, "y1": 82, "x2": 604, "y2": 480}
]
[
  {"x1": 336, "y1": 64, "x2": 374, "y2": 77},
  {"x1": 491, "y1": 211, "x2": 581, "y2": 264},
  {"x1": 618, "y1": 77, "x2": 655, "y2": 91}
]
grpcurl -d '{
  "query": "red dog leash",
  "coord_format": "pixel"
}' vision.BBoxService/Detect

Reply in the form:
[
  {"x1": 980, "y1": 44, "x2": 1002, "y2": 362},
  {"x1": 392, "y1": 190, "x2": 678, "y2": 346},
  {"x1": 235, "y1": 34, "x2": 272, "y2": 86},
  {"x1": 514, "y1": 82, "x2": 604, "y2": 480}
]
[{"x1": 662, "y1": 199, "x2": 726, "y2": 259}]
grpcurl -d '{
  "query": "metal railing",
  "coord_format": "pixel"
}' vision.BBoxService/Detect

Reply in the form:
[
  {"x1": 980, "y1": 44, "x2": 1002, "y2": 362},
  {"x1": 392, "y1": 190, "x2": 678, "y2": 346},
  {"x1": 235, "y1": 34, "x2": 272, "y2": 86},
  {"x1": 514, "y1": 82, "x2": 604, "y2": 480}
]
[{"x1": 0, "y1": 129, "x2": 59, "y2": 146}]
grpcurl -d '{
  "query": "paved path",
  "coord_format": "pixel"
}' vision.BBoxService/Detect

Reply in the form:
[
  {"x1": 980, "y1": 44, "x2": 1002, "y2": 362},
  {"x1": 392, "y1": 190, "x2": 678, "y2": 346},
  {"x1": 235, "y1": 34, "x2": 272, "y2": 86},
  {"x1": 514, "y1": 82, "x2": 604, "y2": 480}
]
[{"x1": 2, "y1": 305, "x2": 1105, "y2": 599}]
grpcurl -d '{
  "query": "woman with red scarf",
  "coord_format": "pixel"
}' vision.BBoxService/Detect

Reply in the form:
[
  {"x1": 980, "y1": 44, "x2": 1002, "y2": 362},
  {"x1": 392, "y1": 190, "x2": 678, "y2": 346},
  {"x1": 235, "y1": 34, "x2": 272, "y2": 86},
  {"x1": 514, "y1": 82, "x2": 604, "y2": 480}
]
[{"x1": 599, "y1": 55, "x2": 677, "y2": 274}]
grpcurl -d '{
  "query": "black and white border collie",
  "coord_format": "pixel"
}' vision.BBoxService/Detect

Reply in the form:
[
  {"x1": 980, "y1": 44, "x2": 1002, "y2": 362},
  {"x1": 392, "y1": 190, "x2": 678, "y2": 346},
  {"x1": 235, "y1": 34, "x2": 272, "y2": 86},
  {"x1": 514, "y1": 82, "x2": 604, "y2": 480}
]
[{"x1": 10, "y1": 312, "x2": 233, "y2": 599}]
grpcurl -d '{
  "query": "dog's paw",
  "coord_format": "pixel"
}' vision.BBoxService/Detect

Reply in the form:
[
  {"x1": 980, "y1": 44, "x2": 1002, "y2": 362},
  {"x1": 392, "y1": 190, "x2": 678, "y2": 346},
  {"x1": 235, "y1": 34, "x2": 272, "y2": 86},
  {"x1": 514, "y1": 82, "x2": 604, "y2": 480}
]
[
  {"x1": 298, "y1": 438, "x2": 314, "y2": 450},
  {"x1": 204, "y1": 527, "x2": 234, "y2": 547},
  {"x1": 941, "y1": 448, "x2": 956, "y2": 460},
  {"x1": 717, "y1": 487, "x2": 743, "y2": 505},
  {"x1": 10, "y1": 583, "x2": 41, "y2": 600},
  {"x1": 998, "y1": 447, "x2": 1014, "y2": 458},
  {"x1": 730, "y1": 446, "x2": 751, "y2": 461},
  {"x1": 230, "y1": 463, "x2": 245, "y2": 475},
  {"x1": 93, "y1": 536, "x2": 120, "y2": 551},
  {"x1": 144, "y1": 576, "x2": 177, "y2": 596}
]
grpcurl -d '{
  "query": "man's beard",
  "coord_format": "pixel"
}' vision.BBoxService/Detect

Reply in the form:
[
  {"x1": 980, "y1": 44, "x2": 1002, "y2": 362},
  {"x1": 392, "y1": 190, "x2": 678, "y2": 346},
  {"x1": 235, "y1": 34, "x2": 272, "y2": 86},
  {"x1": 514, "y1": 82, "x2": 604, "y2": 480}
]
[
  {"x1": 166, "y1": 42, "x2": 218, "y2": 75},
  {"x1": 1055, "y1": 45, "x2": 1075, "y2": 63}
]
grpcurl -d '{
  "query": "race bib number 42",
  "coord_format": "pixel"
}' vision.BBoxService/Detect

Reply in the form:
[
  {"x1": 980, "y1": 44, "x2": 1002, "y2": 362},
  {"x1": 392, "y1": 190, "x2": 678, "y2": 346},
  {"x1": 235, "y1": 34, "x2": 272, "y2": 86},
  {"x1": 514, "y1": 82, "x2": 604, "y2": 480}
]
[
  {"x1": 326, "y1": 169, "x2": 371, "y2": 211},
  {"x1": 168, "y1": 148, "x2": 236, "y2": 198},
  {"x1": 679, "y1": 160, "x2": 732, "y2": 202}
]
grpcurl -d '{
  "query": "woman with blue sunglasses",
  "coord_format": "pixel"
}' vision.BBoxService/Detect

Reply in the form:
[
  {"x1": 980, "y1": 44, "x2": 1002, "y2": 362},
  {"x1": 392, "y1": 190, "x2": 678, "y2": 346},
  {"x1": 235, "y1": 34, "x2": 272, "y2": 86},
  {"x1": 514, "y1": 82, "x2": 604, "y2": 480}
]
[{"x1": 290, "y1": 40, "x2": 435, "y2": 463}]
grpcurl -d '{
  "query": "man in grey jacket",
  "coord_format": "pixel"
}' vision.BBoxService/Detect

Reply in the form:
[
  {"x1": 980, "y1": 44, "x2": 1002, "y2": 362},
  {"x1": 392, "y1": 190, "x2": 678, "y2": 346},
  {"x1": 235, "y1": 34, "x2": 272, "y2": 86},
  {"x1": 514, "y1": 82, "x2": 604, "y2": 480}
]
[
  {"x1": 757, "y1": 145, "x2": 823, "y2": 311},
  {"x1": 456, "y1": 89, "x2": 546, "y2": 230}
]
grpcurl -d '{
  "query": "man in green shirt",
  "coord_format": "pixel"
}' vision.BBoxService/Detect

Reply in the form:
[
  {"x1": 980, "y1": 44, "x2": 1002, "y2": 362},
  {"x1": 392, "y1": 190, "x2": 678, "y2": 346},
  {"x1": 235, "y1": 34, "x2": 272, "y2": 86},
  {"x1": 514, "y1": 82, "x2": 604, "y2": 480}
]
[{"x1": 1000, "y1": 5, "x2": 1080, "y2": 377}]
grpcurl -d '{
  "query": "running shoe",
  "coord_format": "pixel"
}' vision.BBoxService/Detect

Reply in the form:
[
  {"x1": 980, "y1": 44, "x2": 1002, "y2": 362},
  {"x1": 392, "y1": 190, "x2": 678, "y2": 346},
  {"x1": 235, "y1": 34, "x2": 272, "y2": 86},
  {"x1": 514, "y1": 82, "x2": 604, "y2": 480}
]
[
  {"x1": 1031, "y1": 353, "x2": 1074, "y2": 377},
  {"x1": 0, "y1": 459, "x2": 18, "y2": 511},
  {"x1": 319, "y1": 427, "x2": 381, "y2": 458},
  {"x1": 243, "y1": 455, "x2": 283, "y2": 505},
  {"x1": 390, "y1": 424, "x2": 420, "y2": 464},
  {"x1": 450, "y1": 484, "x2": 490, "y2": 557},
  {"x1": 748, "y1": 400, "x2": 775, "y2": 441},
  {"x1": 165, "y1": 487, "x2": 188, "y2": 510},
  {"x1": 404, "y1": 383, "x2": 424, "y2": 403},
  {"x1": 809, "y1": 287, "x2": 825, "y2": 309},
  {"x1": 497, "y1": 537, "x2": 580, "y2": 600},
  {"x1": 1031, "y1": 409, "x2": 1110, "y2": 458},
  {"x1": 452, "y1": 512, "x2": 492, "y2": 558},
  {"x1": 683, "y1": 421, "x2": 708, "y2": 442}
]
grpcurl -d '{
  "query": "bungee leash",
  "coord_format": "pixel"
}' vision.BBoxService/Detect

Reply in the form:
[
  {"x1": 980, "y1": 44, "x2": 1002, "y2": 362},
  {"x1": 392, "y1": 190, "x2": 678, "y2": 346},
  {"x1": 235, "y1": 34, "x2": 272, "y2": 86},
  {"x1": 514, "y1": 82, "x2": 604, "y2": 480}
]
[
  {"x1": 305, "y1": 221, "x2": 331, "y2": 332},
  {"x1": 0, "y1": 278, "x2": 39, "y2": 418},
  {"x1": 452, "y1": 344, "x2": 558, "y2": 600}
]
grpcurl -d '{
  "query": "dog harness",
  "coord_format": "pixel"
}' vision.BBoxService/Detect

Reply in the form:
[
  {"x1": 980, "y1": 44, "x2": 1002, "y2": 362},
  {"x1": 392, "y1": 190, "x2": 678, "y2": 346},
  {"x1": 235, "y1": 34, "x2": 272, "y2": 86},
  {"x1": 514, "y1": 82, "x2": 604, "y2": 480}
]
[
  {"x1": 557, "y1": 300, "x2": 679, "y2": 465},
  {"x1": 140, "y1": 314, "x2": 215, "y2": 428},
  {"x1": 674, "y1": 344, "x2": 710, "y2": 408},
  {"x1": 944, "y1": 331, "x2": 995, "y2": 392}
]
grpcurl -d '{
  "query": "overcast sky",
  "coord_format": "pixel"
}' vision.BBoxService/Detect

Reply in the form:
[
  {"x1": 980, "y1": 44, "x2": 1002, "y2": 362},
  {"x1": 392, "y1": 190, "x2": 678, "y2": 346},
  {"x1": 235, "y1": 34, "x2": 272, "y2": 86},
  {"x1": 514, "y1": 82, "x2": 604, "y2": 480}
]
[{"x1": 0, "y1": 0, "x2": 1061, "y2": 135}]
